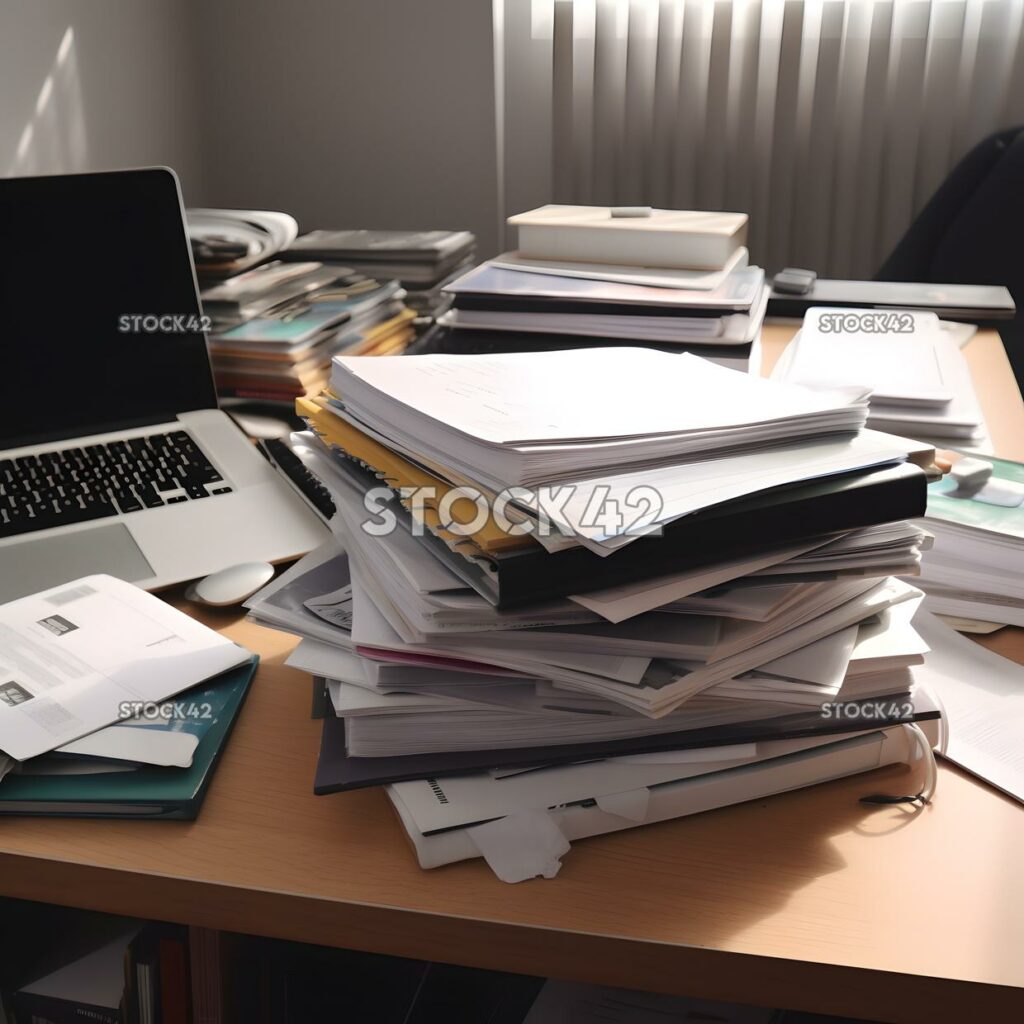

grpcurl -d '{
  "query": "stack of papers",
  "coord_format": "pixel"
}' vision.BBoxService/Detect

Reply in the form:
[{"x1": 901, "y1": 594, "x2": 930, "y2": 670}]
[
  {"x1": 916, "y1": 450, "x2": 1024, "y2": 627},
  {"x1": 200, "y1": 261, "x2": 416, "y2": 403},
  {"x1": 329, "y1": 347, "x2": 870, "y2": 489},
  {"x1": 281, "y1": 228, "x2": 476, "y2": 316},
  {"x1": 239, "y1": 343, "x2": 944, "y2": 881},
  {"x1": 774, "y1": 308, "x2": 987, "y2": 447},
  {"x1": 436, "y1": 259, "x2": 769, "y2": 372},
  {"x1": 0, "y1": 575, "x2": 256, "y2": 819}
]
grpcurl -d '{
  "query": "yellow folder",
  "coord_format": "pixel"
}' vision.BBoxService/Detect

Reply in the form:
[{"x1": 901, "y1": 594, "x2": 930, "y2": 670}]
[{"x1": 296, "y1": 396, "x2": 536, "y2": 554}]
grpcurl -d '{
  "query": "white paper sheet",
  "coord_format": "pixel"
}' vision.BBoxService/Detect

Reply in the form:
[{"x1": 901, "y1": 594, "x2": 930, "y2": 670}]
[
  {"x1": 467, "y1": 810, "x2": 570, "y2": 883},
  {"x1": 0, "y1": 575, "x2": 248, "y2": 762},
  {"x1": 914, "y1": 610, "x2": 1024, "y2": 802},
  {"x1": 56, "y1": 724, "x2": 199, "y2": 769},
  {"x1": 568, "y1": 538, "x2": 827, "y2": 622},
  {"x1": 751, "y1": 625, "x2": 858, "y2": 686}
]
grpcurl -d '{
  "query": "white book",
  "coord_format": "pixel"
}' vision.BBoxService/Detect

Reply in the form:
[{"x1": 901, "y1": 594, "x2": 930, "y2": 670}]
[{"x1": 507, "y1": 205, "x2": 748, "y2": 270}]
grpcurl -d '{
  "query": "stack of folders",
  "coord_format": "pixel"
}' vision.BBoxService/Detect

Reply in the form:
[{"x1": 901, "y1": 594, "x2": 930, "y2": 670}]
[
  {"x1": 432, "y1": 205, "x2": 769, "y2": 372},
  {"x1": 281, "y1": 229, "x2": 477, "y2": 317},
  {"x1": 0, "y1": 575, "x2": 256, "y2": 819},
  {"x1": 915, "y1": 450, "x2": 1024, "y2": 628},
  {"x1": 189, "y1": 210, "x2": 416, "y2": 403},
  {"x1": 774, "y1": 308, "x2": 987, "y2": 447},
  {"x1": 245, "y1": 347, "x2": 942, "y2": 881}
]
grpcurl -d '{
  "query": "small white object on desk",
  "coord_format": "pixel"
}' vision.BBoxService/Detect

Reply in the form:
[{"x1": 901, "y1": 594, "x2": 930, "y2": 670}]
[{"x1": 187, "y1": 562, "x2": 275, "y2": 607}]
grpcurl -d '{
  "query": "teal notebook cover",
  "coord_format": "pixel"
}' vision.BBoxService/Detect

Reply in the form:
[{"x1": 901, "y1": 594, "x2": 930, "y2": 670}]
[{"x1": 0, "y1": 655, "x2": 258, "y2": 820}]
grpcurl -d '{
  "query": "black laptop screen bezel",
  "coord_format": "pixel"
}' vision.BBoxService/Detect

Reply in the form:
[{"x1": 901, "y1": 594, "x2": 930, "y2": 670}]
[{"x1": 0, "y1": 167, "x2": 218, "y2": 450}]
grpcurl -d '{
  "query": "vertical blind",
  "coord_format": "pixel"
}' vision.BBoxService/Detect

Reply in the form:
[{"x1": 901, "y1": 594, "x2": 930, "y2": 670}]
[{"x1": 502, "y1": 0, "x2": 1024, "y2": 276}]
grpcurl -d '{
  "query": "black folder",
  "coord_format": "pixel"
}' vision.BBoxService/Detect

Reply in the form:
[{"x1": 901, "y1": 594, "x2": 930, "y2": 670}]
[
  {"x1": 418, "y1": 324, "x2": 756, "y2": 360},
  {"x1": 332, "y1": 454, "x2": 926, "y2": 608},
  {"x1": 368, "y1": 459, "x2": 927, "y2": 608}
]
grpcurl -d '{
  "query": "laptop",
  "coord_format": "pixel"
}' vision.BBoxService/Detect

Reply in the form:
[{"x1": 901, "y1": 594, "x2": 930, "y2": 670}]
[{"x1": 0, "y1": 167, "x2": 327, "y2": 602}]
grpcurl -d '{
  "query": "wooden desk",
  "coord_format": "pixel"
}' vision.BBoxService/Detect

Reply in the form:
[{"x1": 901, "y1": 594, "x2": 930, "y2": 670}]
[{"x1": 2, "y1": 329, "x2": 1024, "y2": 1023}]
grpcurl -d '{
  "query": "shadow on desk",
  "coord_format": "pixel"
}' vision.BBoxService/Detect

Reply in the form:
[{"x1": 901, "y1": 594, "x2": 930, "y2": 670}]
[{"x1": 388, "y1": 760, "x2": 923, "y2": 947}]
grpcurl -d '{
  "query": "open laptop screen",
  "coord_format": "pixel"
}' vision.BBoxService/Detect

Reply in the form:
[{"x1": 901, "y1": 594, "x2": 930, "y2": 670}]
[{"x1": 0, "y1": 168, "x2": 217, "y2": 449}]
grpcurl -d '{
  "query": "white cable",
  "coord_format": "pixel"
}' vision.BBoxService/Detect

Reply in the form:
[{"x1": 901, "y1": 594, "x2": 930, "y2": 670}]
[
  {"x1": 860, "y1": 722, "x2": 937, "y2": 805},
  {"x1": 907, "y1": 722, "x2": 938, "y2": 804}
]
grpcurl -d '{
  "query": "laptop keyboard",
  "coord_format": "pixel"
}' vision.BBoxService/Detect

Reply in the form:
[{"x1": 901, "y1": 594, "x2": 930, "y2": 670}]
[{"x1": 0, "y1": 430, "x2": 233, "y2": 539}]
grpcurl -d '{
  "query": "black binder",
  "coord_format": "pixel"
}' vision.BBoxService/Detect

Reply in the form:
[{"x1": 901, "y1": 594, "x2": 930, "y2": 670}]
[
  {"x1": 482, "y1": 461, "x2": 927, "y2": 606},
  {"x1": 332, "y1": 455, "x2": 926, "y2": 608}
]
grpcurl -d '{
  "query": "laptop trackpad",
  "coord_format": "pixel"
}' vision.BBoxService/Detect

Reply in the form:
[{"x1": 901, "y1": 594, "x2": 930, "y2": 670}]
[{"x1": 0, "y1": 523, "x2": 155, "y2": 603}]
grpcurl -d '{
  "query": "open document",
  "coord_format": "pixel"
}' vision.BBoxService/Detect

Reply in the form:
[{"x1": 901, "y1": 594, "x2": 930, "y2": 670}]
[
  {"x1": 914, "y1": 610, "x2": 1024, "y2": 802},
  {"x1": 0, "y1": 575, "x2": 249, "y2": 761}
]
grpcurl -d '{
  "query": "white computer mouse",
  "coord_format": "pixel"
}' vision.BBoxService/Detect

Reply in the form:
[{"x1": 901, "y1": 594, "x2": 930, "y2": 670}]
[{"x1": 186, "y1": 561, "x2": 275, "y2": 607}]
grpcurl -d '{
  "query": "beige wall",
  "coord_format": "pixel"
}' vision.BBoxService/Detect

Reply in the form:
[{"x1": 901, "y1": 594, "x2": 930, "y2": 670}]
[
  {"x1": 190, "y1": 0, "x2": 501, "y2": 254},
  {"x1": 0, "y1": 0, "x2": 206, "y2": 191},
  {"x1": 1, "y1": 0, "x2": 502, "y2": 255}
]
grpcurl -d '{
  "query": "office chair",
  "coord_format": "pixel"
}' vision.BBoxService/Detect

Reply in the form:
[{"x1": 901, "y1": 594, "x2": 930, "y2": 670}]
[{"x1": 877, "y1": 125, "x2": 1024, "y2": 390}]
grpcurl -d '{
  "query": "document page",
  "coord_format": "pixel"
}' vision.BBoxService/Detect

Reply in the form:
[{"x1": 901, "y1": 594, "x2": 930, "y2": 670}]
[
  {"x1": 914, "y1": 610, "x2": 1024, "y2": 802},
  {"x1": 0, "y1": 575, "x2": 247, "y2": 761}
]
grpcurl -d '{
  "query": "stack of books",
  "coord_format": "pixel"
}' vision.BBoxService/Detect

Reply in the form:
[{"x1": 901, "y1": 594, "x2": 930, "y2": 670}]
[
  {"x1": 189, "y1": 210, "x2": 417, "y2": 403},
  {"x1": 281, "y1": 229, "x2": 476, "y2": 316},
  {"x1": 202, "y1": 263, "x2": 414, "y2": 402},
  {"x1": 430, "y1": 205, "x2": 769, "y2": 372},
  {"x1": 246, "y1": 345, "x2": 942, "y2": 881}
]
